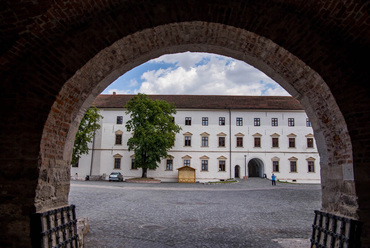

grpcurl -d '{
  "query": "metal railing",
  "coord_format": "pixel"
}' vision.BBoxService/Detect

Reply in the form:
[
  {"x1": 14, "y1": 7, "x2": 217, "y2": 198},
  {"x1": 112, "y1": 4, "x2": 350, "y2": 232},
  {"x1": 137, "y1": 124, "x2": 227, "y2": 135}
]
[
  {"x1": 32, "y1": 205, "x2": 79, "y2": 248},
  {"x1": 311, "y1": 210, "x2": 362, "y2": 248}
]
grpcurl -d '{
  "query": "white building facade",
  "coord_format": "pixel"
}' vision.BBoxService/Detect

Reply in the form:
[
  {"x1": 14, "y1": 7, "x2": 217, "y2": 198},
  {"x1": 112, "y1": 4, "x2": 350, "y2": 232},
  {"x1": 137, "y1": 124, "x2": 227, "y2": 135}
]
[{"x1": 72, "y1": 94, "x2": 320, "y2": 184}]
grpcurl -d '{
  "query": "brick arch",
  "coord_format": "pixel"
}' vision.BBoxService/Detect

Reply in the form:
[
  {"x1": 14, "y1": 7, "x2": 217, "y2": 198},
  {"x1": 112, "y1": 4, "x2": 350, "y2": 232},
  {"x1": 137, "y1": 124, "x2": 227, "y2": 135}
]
[
  {"x1": 1, "y1": 1, "x2": 369, "y2": 246},
  {"x1": 40, "y1": 22, "x2": 355, "y2": 218}
]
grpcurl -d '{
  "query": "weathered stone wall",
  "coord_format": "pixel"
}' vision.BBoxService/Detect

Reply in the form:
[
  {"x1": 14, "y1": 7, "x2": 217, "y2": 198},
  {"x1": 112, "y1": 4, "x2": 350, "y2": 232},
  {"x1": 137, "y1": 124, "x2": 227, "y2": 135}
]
[{"x1": 0, "y1": 1, "x2": 369, "y2": 246}]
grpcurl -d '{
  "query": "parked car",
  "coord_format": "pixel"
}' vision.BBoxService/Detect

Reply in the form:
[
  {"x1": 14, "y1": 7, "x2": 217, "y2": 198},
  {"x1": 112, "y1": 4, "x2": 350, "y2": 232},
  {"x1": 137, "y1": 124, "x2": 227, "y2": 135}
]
[{"x1": 109, "y1": 172, "x2": 124, "y2": 182}]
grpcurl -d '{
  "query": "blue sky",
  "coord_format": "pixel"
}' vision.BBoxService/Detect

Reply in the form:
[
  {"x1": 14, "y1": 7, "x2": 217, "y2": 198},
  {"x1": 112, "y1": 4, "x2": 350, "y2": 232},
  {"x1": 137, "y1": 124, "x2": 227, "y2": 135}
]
[{"x1": 103, "y1": 52, "x2": 290, "y2": 96}]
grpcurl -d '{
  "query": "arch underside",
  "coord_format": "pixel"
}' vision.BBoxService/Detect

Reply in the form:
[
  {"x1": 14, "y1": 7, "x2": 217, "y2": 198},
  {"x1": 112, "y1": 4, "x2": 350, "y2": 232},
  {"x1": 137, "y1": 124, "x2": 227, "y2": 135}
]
[{"x1": 248, "y1": 159, "x2": 264, "y2": 178}]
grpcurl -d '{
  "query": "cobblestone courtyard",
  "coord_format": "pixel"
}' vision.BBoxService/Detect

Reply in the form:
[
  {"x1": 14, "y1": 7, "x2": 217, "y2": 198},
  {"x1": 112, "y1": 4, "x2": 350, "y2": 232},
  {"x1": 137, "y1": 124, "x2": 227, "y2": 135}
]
[{"x1": 69, "y1": 179, "x2": 321, "y2": 248}]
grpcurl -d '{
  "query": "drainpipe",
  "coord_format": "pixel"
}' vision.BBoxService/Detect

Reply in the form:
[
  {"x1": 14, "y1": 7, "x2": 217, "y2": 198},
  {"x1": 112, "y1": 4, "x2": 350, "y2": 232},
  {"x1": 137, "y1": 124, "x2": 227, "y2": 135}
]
[
  {"x1": 89, "y1": 131, "x2": 96, "y2": 176},
  {"x1": 244, "y1": 154, "x2": 247, "y2": 178},
  {"x1": 229, "y1": 108, "x2": 232, "y2": 179}
]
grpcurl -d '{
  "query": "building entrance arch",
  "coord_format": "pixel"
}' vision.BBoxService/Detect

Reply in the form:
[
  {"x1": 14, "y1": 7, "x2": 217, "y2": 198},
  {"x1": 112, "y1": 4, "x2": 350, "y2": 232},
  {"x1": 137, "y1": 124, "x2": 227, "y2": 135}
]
[
  {"x1": 1, "y1": 1, "x2": 369, "y2": 246},
  {"x1": 248, "y1": 159, "x2": 264, "y2": 178}
]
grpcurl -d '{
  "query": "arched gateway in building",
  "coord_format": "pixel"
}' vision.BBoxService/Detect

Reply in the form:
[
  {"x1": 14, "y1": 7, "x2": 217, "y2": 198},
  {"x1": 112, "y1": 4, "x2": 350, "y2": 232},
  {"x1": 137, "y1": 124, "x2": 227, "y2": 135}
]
[
  {"x1": 248, "y1": 159, "x2": 264, "y2": 178},
  {"x1": 1, "y1": 1, "x2": 369, "y2": 247}
]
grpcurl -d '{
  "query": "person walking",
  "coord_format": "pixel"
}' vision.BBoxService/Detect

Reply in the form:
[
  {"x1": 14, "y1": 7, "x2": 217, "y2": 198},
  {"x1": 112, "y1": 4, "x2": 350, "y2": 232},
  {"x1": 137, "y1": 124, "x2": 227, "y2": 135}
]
[{"x1": 271, "y1": 173, "x2": 276, "y2": 186}]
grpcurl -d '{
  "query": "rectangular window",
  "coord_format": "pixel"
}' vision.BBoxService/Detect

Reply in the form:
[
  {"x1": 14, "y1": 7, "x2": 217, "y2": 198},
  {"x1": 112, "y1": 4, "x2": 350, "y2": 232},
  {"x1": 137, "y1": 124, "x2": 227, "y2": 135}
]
[
  {"x1": 254, "y1": 137, "x2": 261, "y2": 147},
  {"x1": 273, "y1": 161, "x2": 279, "y2": 172},
  {"x1": 254, "y1": 118, "x2": 260, "y2": 126},
  {"x1": 271, "y1": 118, "x2": 278, "y2": 126},
  {"x1": 219, "y1": 117, "x2": 225, "y2": 126},
  {"x1": 72, "y1": 161, "x2": 79, "y2": 168},
  {"x1": 307, "y1": 138, "x2": 314, "y2": 148},
  {"x1": 219, "y1": 160, "x2": 226, "y2": 171},
  {"x1": 166, "y1": 159, "x2": 173, "y2": 171},
  {"x1": 288, "y1": 118, "x2": 295, "y2": 126},
  {"x1": 236, "y1": 117, "x2": 243, "y2": 126},
  {"x1": 236, "y1": 137, "x2": 243, "y2": 147},
  {"x1": 184, "y1": 160, "x2": 190, "y2": 166},
  {"x1": 202, "y1": 117, "x2": 208, "y2": 126},
  {"x1": 185, "y1": 117, "x2": 191, "y2": 126},
  {"x1": 308, "y1": 161, "x2": 315, "y2": 172},
  {"x1": 184, "y1": 136, "x2": 191, "y2": 146},
  {"x1": 116, "y1": 116, "x2": 123, "y2": 124},
  {"x1": 131, "y1": 158, "x2": 136, "y2": 169},
  {"x1": 306, "y1": 118, "x2": 312, "y2": 127},
  {"x1": 114, "y1": 158, "x2": 121, "y2": 169},
  {"x1": 290, "y1": 161, "x2": 297, "y2": 172},
  {"x1": 115, "y1": 134, "x2": 122, "y2": 145},
  {"x1": 201, "y1": 160, "x2": 208, "y2": 171},
  {"x1": 201, "y1": 136, "x2": 209, "y2": 147},
  {"x1": 272, "y1": 137, "x2": 279, "y2": 147},
  {"x1": 289, "y1": 138, "x2": 296, "y2": 148},
  {"x1": 218, "y1": 137, "x2": 225, "y2": 147}
]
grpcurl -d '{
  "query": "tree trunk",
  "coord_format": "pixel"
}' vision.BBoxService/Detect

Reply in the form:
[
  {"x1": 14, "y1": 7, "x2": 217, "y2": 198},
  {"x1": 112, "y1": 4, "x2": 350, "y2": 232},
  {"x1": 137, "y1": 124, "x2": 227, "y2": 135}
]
[{"x1": 141, "y1": 167, "x2": 147, "y2": 178}]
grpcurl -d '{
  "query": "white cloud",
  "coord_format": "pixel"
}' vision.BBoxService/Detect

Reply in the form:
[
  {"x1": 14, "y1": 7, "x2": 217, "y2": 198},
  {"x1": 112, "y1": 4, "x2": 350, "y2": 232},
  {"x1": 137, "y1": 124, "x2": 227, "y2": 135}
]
[
  {"x1": 138, "y1": 53, "x2": 290, "y2": 96},
  {"x1": 151, "y1": 52, "x2": 207, "y2": 70}
]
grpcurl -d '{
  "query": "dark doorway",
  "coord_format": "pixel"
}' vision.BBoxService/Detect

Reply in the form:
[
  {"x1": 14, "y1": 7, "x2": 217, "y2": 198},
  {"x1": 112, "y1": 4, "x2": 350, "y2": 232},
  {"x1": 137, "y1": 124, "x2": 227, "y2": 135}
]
[
  {"x1": 235, "y1": 165, "x2": 240, "y2": 178},
  {"x1": 248, "y1": 159, "x2": 264, "y2": 177}
]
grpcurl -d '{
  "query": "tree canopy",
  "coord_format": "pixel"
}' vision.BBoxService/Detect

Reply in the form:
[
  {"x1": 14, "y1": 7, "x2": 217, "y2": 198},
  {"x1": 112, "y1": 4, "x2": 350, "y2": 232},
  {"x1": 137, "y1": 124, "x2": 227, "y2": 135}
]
[
  {"x1": 72, "y1": 106, "x2": 103, "y2": 165},
  {"x1": 125, "y1": 94, "x2": 181, "y2": 178}
]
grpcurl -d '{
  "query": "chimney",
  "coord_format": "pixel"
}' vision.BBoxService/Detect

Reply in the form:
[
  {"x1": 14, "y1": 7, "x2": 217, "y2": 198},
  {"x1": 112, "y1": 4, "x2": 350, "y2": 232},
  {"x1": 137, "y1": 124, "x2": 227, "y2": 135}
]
[{"x1": 113, "y1": 92, "x2": 116, "y2": 95}]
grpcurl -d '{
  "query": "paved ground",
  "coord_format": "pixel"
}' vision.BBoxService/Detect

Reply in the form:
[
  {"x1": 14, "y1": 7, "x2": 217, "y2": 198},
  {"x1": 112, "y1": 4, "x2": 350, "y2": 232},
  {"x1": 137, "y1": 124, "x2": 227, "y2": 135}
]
[{"x1": 69, "y1": 178, "x2": 321, "y2": 248}]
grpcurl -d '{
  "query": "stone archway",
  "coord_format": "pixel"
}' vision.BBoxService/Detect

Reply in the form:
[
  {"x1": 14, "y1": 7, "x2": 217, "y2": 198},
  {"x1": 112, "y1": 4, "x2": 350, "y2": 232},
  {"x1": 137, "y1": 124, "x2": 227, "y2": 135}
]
[
  {"x1": 43, "y1": 22, "x2": 355, "y2": 217},
  {"x1": 248, "y1": 158, "x2": 264, "y2": 178},
  {"x1": 1, "y1": 1, "x2": 369, "y2": 246}
]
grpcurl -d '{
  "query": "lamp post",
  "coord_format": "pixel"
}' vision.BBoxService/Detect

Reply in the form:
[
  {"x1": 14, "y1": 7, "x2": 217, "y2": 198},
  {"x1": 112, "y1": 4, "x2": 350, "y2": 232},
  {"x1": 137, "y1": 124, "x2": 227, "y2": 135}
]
[{"x1": 244, "y1": 155, "x2": 248, "y2": 179}]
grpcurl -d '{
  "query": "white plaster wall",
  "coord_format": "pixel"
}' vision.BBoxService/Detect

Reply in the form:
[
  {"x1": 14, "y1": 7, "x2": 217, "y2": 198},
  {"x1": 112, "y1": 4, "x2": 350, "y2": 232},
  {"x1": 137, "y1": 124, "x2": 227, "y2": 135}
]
[{"x1": 73, "y1": 107, "x2": 320, "y2": 184}]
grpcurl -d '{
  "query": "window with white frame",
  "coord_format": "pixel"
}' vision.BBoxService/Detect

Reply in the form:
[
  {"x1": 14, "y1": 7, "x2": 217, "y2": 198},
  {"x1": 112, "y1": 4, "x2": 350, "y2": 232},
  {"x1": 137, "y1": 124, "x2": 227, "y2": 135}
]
[
  {"x1": 184, "y1": 159, "x2": 190, "y2": 166},
  {"x1": 219, "y1": 160, "x2": 226, "y2": 171},
  {"x1": 290, "y1": 161, "x2": 297, "y2": 172},
  {"x1": 254, "y1": 137, "x2": 261, "y2": 147},
  {"x1": 289, "y1": 157, "x2": 298, "y2": 172},
  {"x1": 273, "y1": 160, "x2": 279, "y2": 172},
  {"x1": 271, "y1": 133, "x2": 280, "y2": 148},
  {"x1": 166, "y1": 159, "x2": 173, "y2": 171},
  {"x1": 236, "y1": 117, "x2": 243, "y2": 126},
  {"x1": 253, "y1": 133, "x2": 262, "y2": 148},
  {"x1": 184, "y1": 132, "x2": 192, "y2": 147},
  {"x1": 185, "y1": 117, "x2": 191, "y2": 126},
  {"x1": 307, "y1": 157, "x2": 316, "y2": 172},
  {"x1": 202, "y1": 117, "x2": 208, "y2": 126},
  {"x1": 288, "y1": 118, "x2": 295, "y2": 126},
  {"x1": 289, "y1": 138, "x2": 296, "y2": 148},
  {"x1": 201, "y1": 160, "x2": 208, "y2": 171},
  {"x1": 306, "y1": 118, "x2": 312, "y2": 127},
  {"x1": 131, "y1": 157, "x2": 136, "y2": 169},
  {"x1": 115, "y1": 130, "x2": 123, "y2": 145},
  {"x1": 218, "y1": 136, "x2": 225, "y2": 147},
  {"x1": 307, "y1": 138, "x2": 314, "y2": 148},
  {"x1": 271, "y1": 118, "x2": 278, "y2": 126},
  {"x1": 254, "y1": 118, "x2": 260, "y2": 126},
  {"x1": 116, "y1": 116, "x2": 123, "y2": 124},
  {"x1": 113, "y1": 154, "x2": 122, "y2": 169},
  {"x1": 219, "y1": 117, "x2": 225, "y2": 126},
  {"x1": 201, "y1": 136, "x2": 209, "y2": 147}
]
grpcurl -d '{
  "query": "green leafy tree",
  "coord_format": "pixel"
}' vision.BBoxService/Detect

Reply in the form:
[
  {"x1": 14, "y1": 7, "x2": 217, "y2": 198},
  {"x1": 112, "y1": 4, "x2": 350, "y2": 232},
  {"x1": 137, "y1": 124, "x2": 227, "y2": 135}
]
[
  {"x1": 125, "y1": 94, "x2": 181, "y2": 178},
  {"x1": 72, "y1": 106, "x2": 103, "y2": 165}
]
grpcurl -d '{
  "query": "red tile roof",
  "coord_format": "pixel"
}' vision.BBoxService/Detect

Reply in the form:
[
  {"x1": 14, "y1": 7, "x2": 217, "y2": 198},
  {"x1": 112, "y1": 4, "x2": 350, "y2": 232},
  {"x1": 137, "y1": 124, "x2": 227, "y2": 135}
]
[{"x1": 93, "y1": 94, "x2": 304, "y2": 110}]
